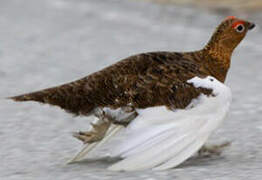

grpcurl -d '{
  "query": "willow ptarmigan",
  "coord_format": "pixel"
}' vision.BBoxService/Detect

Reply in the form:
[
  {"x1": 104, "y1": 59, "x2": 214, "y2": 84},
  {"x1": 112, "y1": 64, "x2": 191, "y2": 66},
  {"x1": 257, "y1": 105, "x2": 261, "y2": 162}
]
[{"x1": 9, "y1": 16, "x2": 255, "y2": 171}]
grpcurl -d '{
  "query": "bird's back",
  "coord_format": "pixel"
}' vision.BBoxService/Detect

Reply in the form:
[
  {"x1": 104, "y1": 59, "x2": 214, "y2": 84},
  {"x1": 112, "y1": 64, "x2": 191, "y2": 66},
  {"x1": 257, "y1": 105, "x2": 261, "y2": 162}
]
[{"x1": 9, "y1": 51, "x2": 211, "y2": 115}]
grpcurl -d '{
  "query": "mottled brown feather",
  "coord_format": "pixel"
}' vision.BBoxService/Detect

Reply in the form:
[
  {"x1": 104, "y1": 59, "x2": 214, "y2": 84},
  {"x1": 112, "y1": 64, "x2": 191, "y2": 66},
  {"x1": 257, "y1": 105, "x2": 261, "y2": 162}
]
[{"x1": 9, "y1": 17, "x2": 255, "y2": 116}]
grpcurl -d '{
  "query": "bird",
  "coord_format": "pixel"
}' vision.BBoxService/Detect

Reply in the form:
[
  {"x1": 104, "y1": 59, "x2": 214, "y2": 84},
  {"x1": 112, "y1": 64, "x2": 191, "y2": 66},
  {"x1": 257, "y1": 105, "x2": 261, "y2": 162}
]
[{"x1": 8, "y1": 16, "x2": 255, "y2": 170}]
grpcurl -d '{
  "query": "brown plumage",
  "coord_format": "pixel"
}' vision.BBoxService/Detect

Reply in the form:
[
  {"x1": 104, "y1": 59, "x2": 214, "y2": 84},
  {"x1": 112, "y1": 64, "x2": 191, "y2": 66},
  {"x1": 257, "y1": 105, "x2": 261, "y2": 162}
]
[{"x1": 9, "y1": 17, "x2": 255, "y2": 116}]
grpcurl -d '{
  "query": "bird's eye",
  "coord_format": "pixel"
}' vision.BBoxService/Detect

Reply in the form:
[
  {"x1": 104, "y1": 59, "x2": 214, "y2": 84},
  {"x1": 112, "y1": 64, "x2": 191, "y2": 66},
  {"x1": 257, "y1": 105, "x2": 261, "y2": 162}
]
[
  {"x1": 210, "y1": 78, "x2": 214, "y2": 82},
  {"x1": 235, "y1": 24, "x2": 245, "y2": 33}
]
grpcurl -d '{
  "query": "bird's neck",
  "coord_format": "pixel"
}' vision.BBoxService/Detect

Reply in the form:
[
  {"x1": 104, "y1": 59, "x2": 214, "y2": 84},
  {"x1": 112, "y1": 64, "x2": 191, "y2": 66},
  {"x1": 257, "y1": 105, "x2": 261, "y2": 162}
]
[{"x1": 200, "y1": 44, "x2": 233, "y2": 83}]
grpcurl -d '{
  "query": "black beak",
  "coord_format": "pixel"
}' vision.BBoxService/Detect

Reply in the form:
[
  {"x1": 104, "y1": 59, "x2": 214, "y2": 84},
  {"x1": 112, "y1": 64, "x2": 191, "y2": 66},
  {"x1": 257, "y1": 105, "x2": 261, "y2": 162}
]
[{"x1": 248, "y1": 22, "x2": 255, "y2": 30}]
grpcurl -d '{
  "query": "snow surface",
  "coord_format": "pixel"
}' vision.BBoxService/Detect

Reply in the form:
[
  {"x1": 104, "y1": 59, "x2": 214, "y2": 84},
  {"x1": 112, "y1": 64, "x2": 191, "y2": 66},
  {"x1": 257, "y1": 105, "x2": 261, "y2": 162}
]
[{"x1": 0, "y1": 0, "x2": 262, "y2": 179}]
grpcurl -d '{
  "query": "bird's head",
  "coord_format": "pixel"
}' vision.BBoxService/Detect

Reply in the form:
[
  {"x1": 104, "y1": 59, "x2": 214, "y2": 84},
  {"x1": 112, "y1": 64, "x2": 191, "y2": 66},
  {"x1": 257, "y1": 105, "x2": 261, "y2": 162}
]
[
  {"x1": 205, "y1": 16, "x2": 255, "y2": 56},
  {"x1": 201, "y1": 16, "x2": 255, "y2": 82}
]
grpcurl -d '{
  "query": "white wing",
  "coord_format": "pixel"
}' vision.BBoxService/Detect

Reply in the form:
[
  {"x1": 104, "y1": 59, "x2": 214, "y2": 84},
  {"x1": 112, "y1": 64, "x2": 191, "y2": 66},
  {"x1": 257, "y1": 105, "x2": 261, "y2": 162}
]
[{"x1": 108, "y1": 76, "x2": 232, "y2": 171}]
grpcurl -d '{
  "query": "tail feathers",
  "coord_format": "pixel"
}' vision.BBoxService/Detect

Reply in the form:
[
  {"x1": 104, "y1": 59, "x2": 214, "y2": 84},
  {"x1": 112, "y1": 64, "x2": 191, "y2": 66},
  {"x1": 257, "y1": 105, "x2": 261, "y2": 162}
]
[
  {"x1": 7, "y1": 88, "x2": 57, "y2": 104},
  {"x1": 7, "y1": 83, "x2": 95, "y2": 115},
  {"x1": 8, "y1": 91, "x2": 46, "y2": 102}
]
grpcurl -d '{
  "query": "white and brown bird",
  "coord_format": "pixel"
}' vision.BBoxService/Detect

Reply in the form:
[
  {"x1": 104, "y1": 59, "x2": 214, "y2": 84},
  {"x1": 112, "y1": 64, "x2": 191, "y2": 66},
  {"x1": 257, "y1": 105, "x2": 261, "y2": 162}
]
[{"x1": 9, "y1": 16, "x2": 255, "y2": 171}]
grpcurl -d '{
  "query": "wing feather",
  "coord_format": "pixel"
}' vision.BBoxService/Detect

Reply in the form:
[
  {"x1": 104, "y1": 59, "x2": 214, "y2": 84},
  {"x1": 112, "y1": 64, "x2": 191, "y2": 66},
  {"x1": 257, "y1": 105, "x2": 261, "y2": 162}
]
[
  {"x1": 154, "y1": 134, "x2": 208, "y2": 170},
  {"x1": 108, "y1": 105, "x2": 211, "y2": 171}
]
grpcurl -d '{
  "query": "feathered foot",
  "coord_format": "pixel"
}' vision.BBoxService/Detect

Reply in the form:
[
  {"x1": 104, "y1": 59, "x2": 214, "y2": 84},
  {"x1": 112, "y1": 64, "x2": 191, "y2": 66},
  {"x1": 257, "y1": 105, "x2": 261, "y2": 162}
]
[
  {"x1": 198, "y1": 141, "x2": 231, "y2": 157},
  {"x1": 111, "y1": 111, "x2": 138, "y2": 127},
  {"x1": 68, "y1": 107, "x2": 137, "y2": 163},
  {"x1": 73, "y1": 106, "x2": 137, "y2": 144},
  {"x1": 73, "y1": 120, "x2": 111, "y2": 144},
  {"x1": 73, "y1": 109, "x2": 112, "y2": 143}
]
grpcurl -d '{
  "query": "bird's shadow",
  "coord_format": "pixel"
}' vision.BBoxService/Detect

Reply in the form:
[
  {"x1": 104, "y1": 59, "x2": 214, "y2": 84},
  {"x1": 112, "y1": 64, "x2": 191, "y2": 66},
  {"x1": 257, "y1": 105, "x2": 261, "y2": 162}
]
[
  {"x1": 67, "y1": 154, "x2": 226, "y2": 170},
  {"x1": 67, "y1": 156, "x2": 121, "y2": 168},
  {"x1": 178, "y1": 154, "x2": 226, "y2": 168}
]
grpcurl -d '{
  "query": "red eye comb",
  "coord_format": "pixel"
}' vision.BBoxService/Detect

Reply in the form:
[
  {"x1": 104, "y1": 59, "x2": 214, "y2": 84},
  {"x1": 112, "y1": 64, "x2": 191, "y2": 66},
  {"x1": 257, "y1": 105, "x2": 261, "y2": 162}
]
[
  {"x1": 232, "y1": 21, "x2": 245, "y2": 28},
  {"x1": 225, "y1": 16, "x2": 236, "y2": 20}
]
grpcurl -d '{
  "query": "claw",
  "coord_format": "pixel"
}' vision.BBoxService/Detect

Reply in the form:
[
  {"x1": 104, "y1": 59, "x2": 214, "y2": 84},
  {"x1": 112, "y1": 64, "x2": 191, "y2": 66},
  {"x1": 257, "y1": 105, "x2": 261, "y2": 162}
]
[
  {"x1": 73, "y1": 132, "x2": 95, "y2": 144},
  {"x1": 198, "y1": 141, "x2": 231, "y2": 157},
  {"x1": 73, "y1": 119, "x2": 111, "y2": 144},
  {"x1": 68, "y1": 124, "x2": 123, "y2": 164}
]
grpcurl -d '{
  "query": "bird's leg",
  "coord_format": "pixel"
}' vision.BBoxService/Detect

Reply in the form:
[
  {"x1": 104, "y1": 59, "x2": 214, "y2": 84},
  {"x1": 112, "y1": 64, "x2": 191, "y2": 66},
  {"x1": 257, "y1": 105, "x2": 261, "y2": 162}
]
[
  {"x1": 73, "y1": 110, "x2": 111, "y2": 144},
  {"x1": 198, "y1": 141, "x2": 231, "y2": 157},
  {"x1": 73, "y1": 106, "x2": 137, "y2": 144},
  {"x1": 110, "y1": 106, "x2": 138, "y2": 127}
]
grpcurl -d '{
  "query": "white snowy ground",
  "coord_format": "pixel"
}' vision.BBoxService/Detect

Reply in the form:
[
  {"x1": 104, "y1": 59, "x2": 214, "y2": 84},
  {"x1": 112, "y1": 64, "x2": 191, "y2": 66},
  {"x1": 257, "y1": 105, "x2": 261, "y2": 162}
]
[{"x1": 0, "y1": 0, "x2": 262, "y2": 179}]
